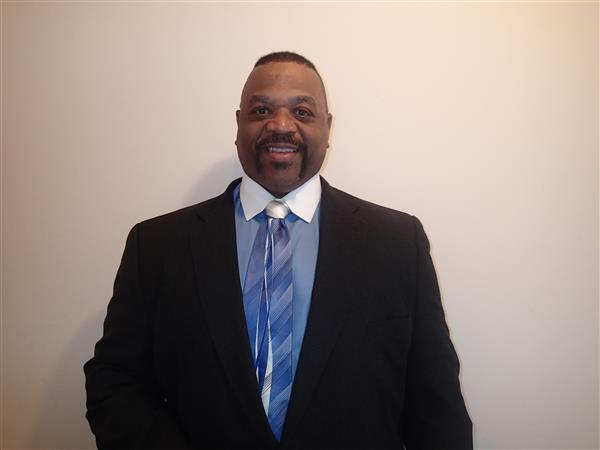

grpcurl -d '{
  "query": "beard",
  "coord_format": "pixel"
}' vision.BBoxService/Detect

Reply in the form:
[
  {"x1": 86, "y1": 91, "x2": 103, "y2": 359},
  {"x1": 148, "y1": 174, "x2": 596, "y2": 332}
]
[{"x1": 254, "y1": 134, "x2": 308, "y2": 177}]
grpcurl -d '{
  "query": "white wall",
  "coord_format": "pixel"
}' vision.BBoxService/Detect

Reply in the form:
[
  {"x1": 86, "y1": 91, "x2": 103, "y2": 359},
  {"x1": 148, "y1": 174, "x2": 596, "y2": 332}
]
[{"x1": 2, "y1": 2, "x2": 598, "y2": 449}]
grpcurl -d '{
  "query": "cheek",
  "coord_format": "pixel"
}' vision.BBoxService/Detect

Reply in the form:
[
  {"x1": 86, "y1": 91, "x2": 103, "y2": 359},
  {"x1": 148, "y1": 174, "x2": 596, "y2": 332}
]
[
  {"x1": 238, "y1": 124, "x2": 262, "y2": 146},
  {"x1": 304, "y1": 130, "x2": 329, "y2": 152}
]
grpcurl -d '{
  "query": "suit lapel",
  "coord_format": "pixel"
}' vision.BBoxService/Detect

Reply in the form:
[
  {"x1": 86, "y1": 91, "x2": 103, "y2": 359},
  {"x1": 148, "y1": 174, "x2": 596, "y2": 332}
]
[
  {"x1": 189, "y1": 180, "x2": 277, "y2": 448},
  {"x1": 282, "y1": 178, "x2": 369, "y2": 444}
]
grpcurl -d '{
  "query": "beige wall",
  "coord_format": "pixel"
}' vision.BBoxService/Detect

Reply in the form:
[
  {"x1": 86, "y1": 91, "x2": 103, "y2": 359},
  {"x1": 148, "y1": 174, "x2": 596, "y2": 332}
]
[{"x1": 2, "y1": 2, "x2": 598, "y2": 449}]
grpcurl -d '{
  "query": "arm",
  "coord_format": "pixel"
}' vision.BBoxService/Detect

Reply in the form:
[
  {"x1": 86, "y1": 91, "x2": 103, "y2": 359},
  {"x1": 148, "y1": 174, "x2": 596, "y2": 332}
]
[
  {"x1": 402, "y1": 217, "x2": 473, "y2": 449},
  {"x1": 84, "y1": 225, "x2": 193, "y2": 450}
]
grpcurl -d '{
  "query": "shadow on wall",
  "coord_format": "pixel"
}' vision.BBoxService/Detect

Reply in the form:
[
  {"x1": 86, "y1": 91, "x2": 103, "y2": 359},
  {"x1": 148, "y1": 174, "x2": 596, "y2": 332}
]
[
  {"x1": 30, "y1": 311, "x2": 104, "y2": 450},
  {"x1": 28, "y1": 162, "x2": 242, "y2": 450},
  {"x1": 185, "y1": 155, "x2": 243, "y2": 206}
]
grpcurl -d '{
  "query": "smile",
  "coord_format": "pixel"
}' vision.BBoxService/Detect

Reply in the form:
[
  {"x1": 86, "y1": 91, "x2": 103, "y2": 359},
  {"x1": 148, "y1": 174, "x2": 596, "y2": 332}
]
[{"x1": 266, "y1": 146, "x2": 298, "y2": 153}]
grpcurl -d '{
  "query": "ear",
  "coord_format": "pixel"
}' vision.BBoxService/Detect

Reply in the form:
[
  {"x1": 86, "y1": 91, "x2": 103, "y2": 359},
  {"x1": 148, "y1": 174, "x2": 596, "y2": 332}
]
[
  {"x1": 235, "y1": 110, "x2": 241, "y2": 146},
  {"x1": 326, "y1": 113, "x2": 333, "y2": 149}
]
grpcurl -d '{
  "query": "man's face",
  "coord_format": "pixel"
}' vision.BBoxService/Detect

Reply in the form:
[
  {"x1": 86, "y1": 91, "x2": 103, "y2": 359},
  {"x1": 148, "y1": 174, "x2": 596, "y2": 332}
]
[{"x1": 236, "y1": 62, "x2": 332, "y2": 197}]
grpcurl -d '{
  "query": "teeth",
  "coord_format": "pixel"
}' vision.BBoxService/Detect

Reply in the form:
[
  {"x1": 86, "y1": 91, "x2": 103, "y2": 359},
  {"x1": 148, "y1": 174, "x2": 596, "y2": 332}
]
[{"x1": 268, "y1": 147, "x2": 296, "y2": 153}]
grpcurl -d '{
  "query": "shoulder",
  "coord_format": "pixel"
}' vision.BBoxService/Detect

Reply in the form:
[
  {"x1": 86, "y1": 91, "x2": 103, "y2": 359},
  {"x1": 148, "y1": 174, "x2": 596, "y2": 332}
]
[
  {"x1": 130, "y1": 179, "x2": 240, "y2": 245},
  {"x1": 322, "y1": 178, "x2": 420, "y2": 237}
]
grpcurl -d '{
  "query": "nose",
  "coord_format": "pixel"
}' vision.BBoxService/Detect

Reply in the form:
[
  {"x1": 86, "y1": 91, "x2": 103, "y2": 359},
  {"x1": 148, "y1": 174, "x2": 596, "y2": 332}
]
[{"x1": 265, "y1": 108, "x2": 297, "y2": 134}]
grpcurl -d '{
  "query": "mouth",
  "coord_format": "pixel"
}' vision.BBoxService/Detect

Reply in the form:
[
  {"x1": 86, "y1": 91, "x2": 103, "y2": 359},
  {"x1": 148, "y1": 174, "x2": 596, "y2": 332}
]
[
  {"x1": 258, "y1": 145, "x2": 301, "y2": 165},
  {"x1": 254, "y1": 141, "x2": 308, "y2": 179},
  {"x1": 264, "y1": 145, "x2": 299, "y2": 154},
  {"x1": 256, "y1": 135, "x2": 304, "y2": 154},
  {"x1": 254, "y1": 137, "x2": 306, "y2": 171},
  {"x1": 256, "y1": 140, "x2": 304, "y2": 161}
]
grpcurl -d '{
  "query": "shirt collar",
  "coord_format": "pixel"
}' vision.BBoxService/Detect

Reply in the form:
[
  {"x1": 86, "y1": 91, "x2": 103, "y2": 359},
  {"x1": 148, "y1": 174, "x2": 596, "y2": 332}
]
[{"x1": 239, "y1": 174, "x2": 321, "y2": 223}]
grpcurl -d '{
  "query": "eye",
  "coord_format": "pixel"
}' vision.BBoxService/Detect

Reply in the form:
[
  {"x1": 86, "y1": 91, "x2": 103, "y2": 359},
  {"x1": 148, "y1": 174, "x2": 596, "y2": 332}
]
[
  {"x1": 294, "y1": 108, "x2": 313, "y2": 118},
  {"x1": 252, "y1": 106, "x2": 271, "y2": 116}
]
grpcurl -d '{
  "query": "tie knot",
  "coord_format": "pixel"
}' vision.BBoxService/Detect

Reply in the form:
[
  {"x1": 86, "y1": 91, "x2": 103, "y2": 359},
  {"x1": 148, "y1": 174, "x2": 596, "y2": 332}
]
[{"x1": 265, "y1": 199, "x2": 290, "y2": 219}]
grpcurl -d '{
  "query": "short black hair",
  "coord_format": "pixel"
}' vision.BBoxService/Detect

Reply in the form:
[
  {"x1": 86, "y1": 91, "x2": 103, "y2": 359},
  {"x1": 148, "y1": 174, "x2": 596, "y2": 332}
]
[
  {"x1": 254, "y1": 51, "x2": 319, "y2": 74},
  {"x1": 253, "y1": 51, "x2": 328, "y2": 111}
]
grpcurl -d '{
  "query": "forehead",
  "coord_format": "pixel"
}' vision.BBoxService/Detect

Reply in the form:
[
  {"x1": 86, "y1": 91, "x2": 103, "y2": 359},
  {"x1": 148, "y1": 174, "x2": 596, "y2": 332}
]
[{"x1": 240, "y1": 62, "x2": 326, "y2": 108}]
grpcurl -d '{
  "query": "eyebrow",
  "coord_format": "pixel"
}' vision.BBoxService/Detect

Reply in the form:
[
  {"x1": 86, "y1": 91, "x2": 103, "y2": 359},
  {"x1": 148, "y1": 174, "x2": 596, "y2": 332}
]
[{"x1": 248, "y1": 95, "x2": 317, "y2": 108}]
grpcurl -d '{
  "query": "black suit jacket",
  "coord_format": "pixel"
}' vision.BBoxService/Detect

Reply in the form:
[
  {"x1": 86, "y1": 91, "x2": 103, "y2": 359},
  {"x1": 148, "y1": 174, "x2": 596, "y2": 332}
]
[{"x1": 84, "y1": 178, "x2": 472, "y2": 450}]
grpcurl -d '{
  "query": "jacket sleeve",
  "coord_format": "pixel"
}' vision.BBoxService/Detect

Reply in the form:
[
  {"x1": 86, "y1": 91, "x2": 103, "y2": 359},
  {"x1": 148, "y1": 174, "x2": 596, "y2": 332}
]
[
  {"x1": 402, "y1": 217, "x2": 473, "y2": 449},
  {"x1": 84, "y1": 225, "x2": 193, "y2": 450}
]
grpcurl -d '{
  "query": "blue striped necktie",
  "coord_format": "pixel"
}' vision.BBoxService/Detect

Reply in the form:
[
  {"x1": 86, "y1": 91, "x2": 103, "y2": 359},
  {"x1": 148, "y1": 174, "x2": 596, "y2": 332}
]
[{"x1": 242, "y1": 199, "x2": 293, "y2": 441}]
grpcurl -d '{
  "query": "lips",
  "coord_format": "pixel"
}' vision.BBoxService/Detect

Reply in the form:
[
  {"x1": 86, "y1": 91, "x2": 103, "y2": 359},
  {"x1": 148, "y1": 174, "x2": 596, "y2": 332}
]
[
  {"x1": 256, "y1": 135, "x2": 305, "y2": 154},
  {"x1": 266, "y1": 146, "x2": 298, "y2": 153},
  {"x1": 256, "y1": 144, "x2": 302, "y2": 166}
]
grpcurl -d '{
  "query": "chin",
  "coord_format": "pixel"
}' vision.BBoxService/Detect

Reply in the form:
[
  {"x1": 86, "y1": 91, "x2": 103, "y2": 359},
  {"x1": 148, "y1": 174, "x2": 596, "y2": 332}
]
[
  {"x1": 260, "y1": 169, "x2": 301, "y2": 189},
  {"x1": 261, "y1": 178, "x2": 301, "y2": 197}
]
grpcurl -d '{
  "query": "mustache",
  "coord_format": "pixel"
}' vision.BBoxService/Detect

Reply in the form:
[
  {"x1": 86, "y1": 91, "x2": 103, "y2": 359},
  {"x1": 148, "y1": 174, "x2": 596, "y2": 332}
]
[{"x1": 255, "y1": 134, "x2": 306, "y2": 151}]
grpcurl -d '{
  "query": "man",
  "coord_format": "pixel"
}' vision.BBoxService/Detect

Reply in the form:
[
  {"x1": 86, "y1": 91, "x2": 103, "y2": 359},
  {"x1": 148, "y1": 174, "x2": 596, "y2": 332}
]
[{"x1": 84, "y1": 51, "x2": 472, "y2": 450}]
